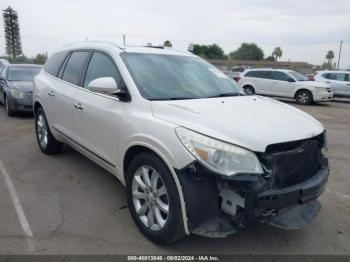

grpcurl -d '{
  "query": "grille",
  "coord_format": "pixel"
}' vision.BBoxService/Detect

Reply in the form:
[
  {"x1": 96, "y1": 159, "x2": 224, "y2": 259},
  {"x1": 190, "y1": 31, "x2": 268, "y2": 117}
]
[{"x1": 261, "y1": 135, "x2": 324, "y2": 188}]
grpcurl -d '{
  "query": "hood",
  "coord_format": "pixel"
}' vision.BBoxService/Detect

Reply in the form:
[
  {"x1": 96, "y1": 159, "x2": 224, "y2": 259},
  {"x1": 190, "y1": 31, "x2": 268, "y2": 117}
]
[
  {"x1": 298, "y1": 81, "x2": 329, "y2": 88},
  {"x1": 151, "y1": 96, "x2": 324, "y2": 152},
  {"x1": 8, "y1": 81, "x2": 34, "y2": 92}
]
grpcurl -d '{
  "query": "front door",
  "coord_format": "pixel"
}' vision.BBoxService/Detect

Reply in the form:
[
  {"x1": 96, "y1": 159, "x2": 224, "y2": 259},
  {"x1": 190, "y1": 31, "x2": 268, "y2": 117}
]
[{"x1": 72, "y1": 51, "x2": 127, "y2": 169}]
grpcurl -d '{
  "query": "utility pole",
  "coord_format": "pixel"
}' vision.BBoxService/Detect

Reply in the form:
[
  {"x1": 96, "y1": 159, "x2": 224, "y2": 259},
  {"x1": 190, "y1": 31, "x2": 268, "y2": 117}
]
[
  {"x1": 337, "y1": 40, "x2": 343, "y2": 70},
  {"x1": 123, "y1": 34, "x2": 126, "y2": 46}
]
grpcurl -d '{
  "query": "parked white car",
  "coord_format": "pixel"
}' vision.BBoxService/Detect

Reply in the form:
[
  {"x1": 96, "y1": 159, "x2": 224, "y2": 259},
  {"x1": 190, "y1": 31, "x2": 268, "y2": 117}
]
[
  {"x1": 33, "y1": 41, "x2": 329, "y2": 244},
  {"x1": 239, "y1": 68, "x2": 333, "y2": 104},
  {"x1": 314, "y1": 70, "x2": 350, "y2": 98}
]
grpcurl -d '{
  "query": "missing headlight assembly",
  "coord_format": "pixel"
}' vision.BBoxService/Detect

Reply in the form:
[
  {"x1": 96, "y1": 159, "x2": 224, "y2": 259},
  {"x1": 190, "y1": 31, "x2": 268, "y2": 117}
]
[{"x1": 176, "y1": 132, "x2": 329, "y2": 238}]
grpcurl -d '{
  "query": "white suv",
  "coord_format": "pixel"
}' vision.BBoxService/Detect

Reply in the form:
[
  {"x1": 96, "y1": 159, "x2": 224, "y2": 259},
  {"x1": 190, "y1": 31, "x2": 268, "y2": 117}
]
[
  {"x1": 239, "y1": 68, "x2": 333, "y2": 104},
  {"x1": 314, "y1": 70, "x2": 350, "y2": 98},
  {"x1": 33, "y1": 41, "x2": 329, "y2": 244}
]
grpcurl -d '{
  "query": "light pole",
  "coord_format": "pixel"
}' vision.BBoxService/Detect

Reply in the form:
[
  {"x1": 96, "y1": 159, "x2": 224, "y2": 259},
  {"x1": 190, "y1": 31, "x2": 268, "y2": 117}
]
[{"x1": 337, "y1": 41, "x2": 343, "y2": 70}]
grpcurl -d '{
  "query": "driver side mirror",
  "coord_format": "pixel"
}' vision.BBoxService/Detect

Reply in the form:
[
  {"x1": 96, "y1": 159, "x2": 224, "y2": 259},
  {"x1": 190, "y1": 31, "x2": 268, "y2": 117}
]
[
  {"x1": 87, "y1": 77, "x2": 131, "y2": 102},
  {"x1": 287, "y1": 78, "x2": 295, "y2": 82}
]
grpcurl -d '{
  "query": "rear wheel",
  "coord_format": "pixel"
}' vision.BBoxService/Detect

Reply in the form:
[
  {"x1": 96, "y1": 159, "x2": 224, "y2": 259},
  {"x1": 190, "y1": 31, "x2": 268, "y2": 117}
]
[
  {"x1": 296, "y1": 90, "x2": 313, "y2": 105},
  {"x1": 4, "y1": 95, "x2": 15, "y2": 117},
  {"x1": 35, "y1": 107, "x2": 63, "y2": 154},
  {"x1": 243, "y1": 85, "x2": 255, "y2": 95},
  {"x1": 126, "y1": 152, "x2": 185, "y2": 244}
]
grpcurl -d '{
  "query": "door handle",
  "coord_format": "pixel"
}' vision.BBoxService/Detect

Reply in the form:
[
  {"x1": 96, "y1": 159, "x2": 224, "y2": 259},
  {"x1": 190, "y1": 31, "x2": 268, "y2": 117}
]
[
  {"x1": 48, "y1": 90, "x2": 55, "y2": 97},
  {"x1": 326, "y1": 81, "x2": 331, "y2": 83},
  {"x1": 74, "y1": 102, "x2": 84, "y2": 110}
]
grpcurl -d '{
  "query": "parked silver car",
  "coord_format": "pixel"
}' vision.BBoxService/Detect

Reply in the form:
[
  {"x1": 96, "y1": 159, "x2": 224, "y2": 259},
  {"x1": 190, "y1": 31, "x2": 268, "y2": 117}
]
[
  {"x1": 314, "y1": 70, "x2": 350, "y2": 98},
  {"x1": 0, "y1": 64, "x2": 42, "y2": 116}
]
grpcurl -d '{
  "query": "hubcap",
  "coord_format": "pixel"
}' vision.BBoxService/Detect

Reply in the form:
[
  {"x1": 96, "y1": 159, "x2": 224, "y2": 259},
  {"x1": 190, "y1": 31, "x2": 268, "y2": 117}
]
[
  {"x1": 132, "y1": 166, "x2": 169, "y2": 231},
  {"x1": 298, "y1": 93, "x2": 309, "y2": 103},
  {"x1": 245, "y1": 87, "x2": 253, "y2": 95},
  {"x1": 36, "y1": 114, "x2": 48, "y2": 148}
]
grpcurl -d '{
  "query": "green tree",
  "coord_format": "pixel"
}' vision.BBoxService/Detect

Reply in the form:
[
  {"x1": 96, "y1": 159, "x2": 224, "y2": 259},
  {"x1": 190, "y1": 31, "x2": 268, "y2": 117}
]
[
  {"x1": 272, "y1": 47, "x2": 283, "y2": 61},
  {"x1": 229, "y1": 43, "x2": 264, "y2": 60},
  {"x1": 191, "y1": 44, "x2": 227, "y2": 59},
  {"x1": 33, "y1": 53, "x2": 48, "y2": 64},
  {"x1": 325, "y1": 50, "x2": 335, "y2": 64},
  {"x1": 163, "y1": 40, "x2": 172, "y2": 47},
  {"x1": 265, "y1": 55, "x2": 276, "y2": 61},
  {"x1": 2, "y1": 6, "x2": 22, "y2": 58}
]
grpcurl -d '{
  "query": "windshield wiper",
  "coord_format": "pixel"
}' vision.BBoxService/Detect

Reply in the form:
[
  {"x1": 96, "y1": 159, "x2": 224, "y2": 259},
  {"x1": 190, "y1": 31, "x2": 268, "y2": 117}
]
[
  {"x1": 206, "y1": 92, "x2": 244, "y2": 98},
  {"x1": 150, "y1": 97, "x2": 196, "y2": 101}
]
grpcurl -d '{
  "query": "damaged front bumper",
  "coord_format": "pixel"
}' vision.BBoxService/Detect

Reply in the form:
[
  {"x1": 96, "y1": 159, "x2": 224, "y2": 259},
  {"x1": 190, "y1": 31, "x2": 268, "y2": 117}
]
[{"x1": 176, "y1": 154, "x2": 329, "y2": 238}]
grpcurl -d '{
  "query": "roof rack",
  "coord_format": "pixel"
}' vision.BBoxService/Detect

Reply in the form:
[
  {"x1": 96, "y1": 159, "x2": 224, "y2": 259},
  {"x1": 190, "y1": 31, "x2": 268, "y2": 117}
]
[{"x1": 143, "y1": 45, "x2": 165, "y2": 49}]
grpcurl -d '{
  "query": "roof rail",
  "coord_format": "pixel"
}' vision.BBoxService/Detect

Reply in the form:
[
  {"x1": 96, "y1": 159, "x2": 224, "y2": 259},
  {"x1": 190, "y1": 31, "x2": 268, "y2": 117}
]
[
  {"x1": 62, "y1": 40, "x2": 125, "y2": 51},
  {"x1": 143, "y1": 45, "x2": 165, "y2": 49}
]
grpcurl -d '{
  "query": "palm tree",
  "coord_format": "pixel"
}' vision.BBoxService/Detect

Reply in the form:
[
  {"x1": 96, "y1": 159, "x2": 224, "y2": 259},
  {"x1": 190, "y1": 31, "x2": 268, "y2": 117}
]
[
  {"x1": 163, "y1": 40, "x2": 172, "y2": 48},
  {"x1": 326, "y1": 50, "x2": 335, "y2": 64},
  {"x1": 272, "y1": 47, "x2": 283, "y2": 61}
]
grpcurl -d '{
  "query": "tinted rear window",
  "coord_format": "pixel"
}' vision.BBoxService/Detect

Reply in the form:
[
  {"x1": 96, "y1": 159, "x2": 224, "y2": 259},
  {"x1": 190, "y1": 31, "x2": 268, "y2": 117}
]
[
  {"x1": 44, "y1": 51, "x2": 69, "y2": 77},
  {"x1": 245, "y1": 70, "x2": 270, "y2": 79},
  {"x1": 62, "y1": 51, "x2": 90, "y2": 86}
]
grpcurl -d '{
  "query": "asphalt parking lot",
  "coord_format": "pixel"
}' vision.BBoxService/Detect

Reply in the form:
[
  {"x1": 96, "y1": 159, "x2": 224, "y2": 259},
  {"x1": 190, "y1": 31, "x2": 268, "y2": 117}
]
[{"x1": 0, "y1": 100, "x2": 349, "y2": 255}]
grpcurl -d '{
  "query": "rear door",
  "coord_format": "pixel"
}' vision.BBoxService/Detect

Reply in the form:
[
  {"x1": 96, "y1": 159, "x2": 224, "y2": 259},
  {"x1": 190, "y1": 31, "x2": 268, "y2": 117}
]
[
  {"x1": 243, "y1": 70, "x2": 271, "y2": 94},
  {"x1": 45, "y1": 50, "x2": 91, "y2": 138},
  {"x1": 72, "y1": 50, "x2": 127, "y2": 169}
]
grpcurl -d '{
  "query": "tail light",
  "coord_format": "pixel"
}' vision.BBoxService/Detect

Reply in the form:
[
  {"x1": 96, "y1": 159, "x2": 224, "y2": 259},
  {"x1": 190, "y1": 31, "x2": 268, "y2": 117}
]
[{"x1": 234, "y1": 76, "x2": 241, "y2": 82}]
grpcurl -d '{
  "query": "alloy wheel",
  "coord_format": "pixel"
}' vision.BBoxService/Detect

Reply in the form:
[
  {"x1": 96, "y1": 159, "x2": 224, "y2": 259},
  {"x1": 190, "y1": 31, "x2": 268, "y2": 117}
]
[
  {"x1": 298, "y1": 92, "x2": 309, "y2": 104},
  {"x1": 132, "y1": 165, "x2": 169, "y2": 231},
  {"x1": 36, "y1": 113, "x2": 48, "y2": 149}
]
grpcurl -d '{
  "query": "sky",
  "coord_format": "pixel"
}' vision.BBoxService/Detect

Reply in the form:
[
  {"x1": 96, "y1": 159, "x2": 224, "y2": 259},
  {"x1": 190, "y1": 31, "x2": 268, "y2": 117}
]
[{"x1": 0, "y1": 0, "x2": 349, "y2": 69}]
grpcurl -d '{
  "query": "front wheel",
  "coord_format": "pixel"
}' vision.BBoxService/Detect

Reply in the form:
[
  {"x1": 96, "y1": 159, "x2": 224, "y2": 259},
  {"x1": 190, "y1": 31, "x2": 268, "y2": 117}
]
[
  {"x1": 4, "y1": 95, "x2": 15, "y2": 116},
  {"x1": 126, "y1": 152, "x2": 185, "y2": 244},
  {"x1": 243, "y1": 86, "x2": 255, "y2": 95},
  {"x1": 35, "y1": 107, "x2": 63, "y2": 154},
  {"x1": 296, "y1": 90, "x2": 313, "y2": 105}
]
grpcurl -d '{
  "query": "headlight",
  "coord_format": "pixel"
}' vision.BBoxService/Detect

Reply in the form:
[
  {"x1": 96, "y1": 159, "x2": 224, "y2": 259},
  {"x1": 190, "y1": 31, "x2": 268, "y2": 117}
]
[
  {"x1": 175, "y1": 127, "x2": 263, "y2": 176},
  {"x1": 315, "y1": 86, "x2": 326, "y2": 92},
  {"x1": 11, "y1": 89, "x2": 25, "y2": 99}
]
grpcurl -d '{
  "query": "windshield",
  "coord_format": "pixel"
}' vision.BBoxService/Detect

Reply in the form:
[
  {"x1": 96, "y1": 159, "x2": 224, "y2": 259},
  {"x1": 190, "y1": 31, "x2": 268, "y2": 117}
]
[
  {"x1": 288, "y1": 70, "x2": 307, "y2": 81},
  {"x1": 121, "y1": 53, "x2": 244, "y2": 100},
  {"x1": 8, "y1": 66, "x2": 41, "y2": 81}
]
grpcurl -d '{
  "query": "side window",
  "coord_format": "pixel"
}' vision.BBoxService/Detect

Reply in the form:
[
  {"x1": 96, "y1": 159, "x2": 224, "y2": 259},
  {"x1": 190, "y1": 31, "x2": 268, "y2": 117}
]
[
  {"x1": 270, "y1": 71, "x2": 290, "y2": 81},
  {"x1": 322, "y1": 73, "x2": 331, "y2": 79},
  {"x1": 245, "y1": 71, "x2": 257, "y2": 77},
  {"x1": 83, "y1": 52, "x2": 124, "y2": 89},
  {"x1": 347, "y1": 74, "x2": 350, "y2": 82},
  {"x1": 44, "y1": 51, "x2": 69, "y2": 77},
  {"x1": 62, "y1": 51, "x2": 90, "y2": 86},
  {"x1": 245, "y1": 71, "x2": 269, "y2": 79},
  {"x1": 334, "y1": 73, "x2": 346, "y2": 81},
  {"x1": 325, "y1": 73, "x2": 346, "y2": 81}
]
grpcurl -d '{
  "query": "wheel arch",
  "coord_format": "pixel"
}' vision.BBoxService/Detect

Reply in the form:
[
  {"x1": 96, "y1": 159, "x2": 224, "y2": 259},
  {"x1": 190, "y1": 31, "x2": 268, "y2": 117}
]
[
  {"x1": 294, "y1": 88, "x2": 313, "y2": 99},
  {"x1": 33, "y1": 101, "x2": 43, "y2": 114},
  {"x1": 122, "y1": 142, "x2": 190, "y2": 235}
]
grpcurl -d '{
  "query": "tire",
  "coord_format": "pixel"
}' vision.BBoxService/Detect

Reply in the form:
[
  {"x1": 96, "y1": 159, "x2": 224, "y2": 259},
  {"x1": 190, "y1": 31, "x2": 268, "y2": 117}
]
[
  {"x1": 296, "y1": 90, "x2": 313, "y2": 105},
  {"x1": 35, "y1": 107, "x2": 63, "y2": 154},
  {"x1": 243, "y1": 85, "x2": 255, "y2": 95},
  {"x1": 126, "y1": 152, "x2": 185, "y2": 244},
  {"x1": 4, "y1": 95, "x2": 15, "y2": 117}
]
